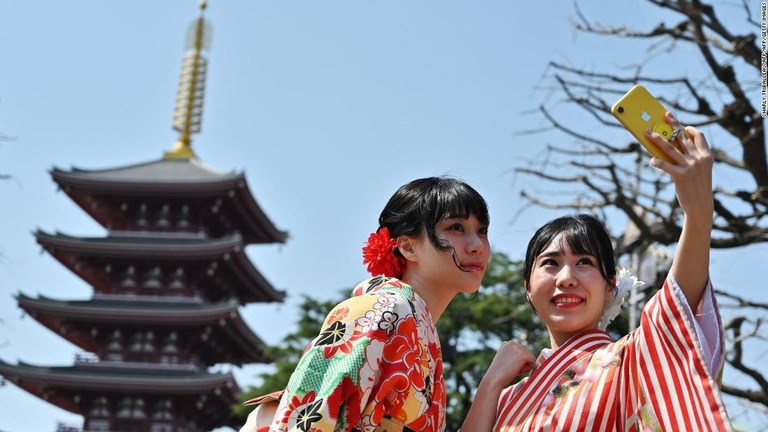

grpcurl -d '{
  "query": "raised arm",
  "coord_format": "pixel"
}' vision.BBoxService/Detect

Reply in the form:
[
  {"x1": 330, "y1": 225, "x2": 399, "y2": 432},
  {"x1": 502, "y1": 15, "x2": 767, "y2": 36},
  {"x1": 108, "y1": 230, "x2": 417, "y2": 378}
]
[{"x1": 646, "y1": 112, "x2": 714, "y2": 309}]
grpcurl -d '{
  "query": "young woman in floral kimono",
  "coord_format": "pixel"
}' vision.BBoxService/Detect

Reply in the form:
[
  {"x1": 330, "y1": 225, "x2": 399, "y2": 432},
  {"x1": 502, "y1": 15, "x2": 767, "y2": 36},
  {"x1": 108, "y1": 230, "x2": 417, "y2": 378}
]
[
  {"x1": 461, "y1": 112, "x2": 733, "y2": 431},
  {"x1": 240, "y1": 176, "x2": 491, "y2": 432}
]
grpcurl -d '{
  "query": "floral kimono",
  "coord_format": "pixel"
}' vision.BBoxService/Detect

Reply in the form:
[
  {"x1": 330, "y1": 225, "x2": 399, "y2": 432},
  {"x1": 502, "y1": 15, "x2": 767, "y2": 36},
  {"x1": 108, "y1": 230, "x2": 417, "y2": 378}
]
[
  {"x1": 242, "y1": 276, "x2": 446, "y2": 432},
  {"x1": 493, "y1": 276, "x2": 732, "y2": 431}
]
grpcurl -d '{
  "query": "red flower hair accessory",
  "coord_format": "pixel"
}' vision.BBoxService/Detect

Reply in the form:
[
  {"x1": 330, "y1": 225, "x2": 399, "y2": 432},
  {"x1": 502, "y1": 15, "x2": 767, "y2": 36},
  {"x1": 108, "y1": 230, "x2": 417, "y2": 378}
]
[{"x1": 362, "y1": 227, "x2": 404, "y2": 278}]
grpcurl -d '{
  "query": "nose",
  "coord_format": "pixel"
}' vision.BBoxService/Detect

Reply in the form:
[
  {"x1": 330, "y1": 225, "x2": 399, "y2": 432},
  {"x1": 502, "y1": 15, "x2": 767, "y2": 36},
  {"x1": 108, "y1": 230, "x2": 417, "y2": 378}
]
[
  {"x1": 466, "y1": 232, "x2": 486, "y2": 255},
  {"x1": 556, "y1": 265, "x2": 577, "y2": 288}
]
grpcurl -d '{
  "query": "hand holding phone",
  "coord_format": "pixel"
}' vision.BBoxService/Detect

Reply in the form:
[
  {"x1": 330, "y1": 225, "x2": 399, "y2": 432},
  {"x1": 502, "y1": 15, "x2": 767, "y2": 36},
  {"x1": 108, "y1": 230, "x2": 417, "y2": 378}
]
[{"x1": 611, "y1": 85, "x2": 683, "y2": 164}]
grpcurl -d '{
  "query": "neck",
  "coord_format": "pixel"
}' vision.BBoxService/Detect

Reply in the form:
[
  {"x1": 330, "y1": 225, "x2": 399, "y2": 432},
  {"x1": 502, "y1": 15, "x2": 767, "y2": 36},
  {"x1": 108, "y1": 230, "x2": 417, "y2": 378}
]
[
  {"x1": 548, "y1": 332, "x2": 568, "y2": 350},
  {"x1": 548, "y1": 326, "x2": 603, "y2": 350},
  {"x1": 401, "y1": 274, "x2": 452, "y2": 325}
]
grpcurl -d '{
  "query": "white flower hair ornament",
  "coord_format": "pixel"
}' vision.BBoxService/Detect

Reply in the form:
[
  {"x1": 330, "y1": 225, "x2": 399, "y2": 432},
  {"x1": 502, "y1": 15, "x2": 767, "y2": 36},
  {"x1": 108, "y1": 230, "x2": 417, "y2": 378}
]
[{"x1": 597, "y1": 268, "x2": 645, "y2": 330}]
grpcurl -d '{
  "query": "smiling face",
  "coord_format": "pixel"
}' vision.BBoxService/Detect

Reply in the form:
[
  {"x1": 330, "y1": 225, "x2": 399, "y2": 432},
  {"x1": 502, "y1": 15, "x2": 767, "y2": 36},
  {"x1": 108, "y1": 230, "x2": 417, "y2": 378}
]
[{"x1": 526, "y1": 233, "x2": 612, "y2": 347}]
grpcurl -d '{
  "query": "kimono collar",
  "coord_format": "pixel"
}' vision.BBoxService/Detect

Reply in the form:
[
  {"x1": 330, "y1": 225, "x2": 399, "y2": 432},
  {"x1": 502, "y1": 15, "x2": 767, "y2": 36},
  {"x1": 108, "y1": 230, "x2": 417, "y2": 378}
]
[{"x1": 537, "y1": 329, "x2": 613, "y2": 366}]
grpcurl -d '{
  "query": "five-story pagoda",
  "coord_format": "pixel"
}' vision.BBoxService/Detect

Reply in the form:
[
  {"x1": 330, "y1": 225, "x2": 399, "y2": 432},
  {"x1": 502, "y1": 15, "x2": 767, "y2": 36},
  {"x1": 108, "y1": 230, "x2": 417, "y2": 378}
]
[{"x1": 0, "y1": 2, "x2": 286, "y2": 431}]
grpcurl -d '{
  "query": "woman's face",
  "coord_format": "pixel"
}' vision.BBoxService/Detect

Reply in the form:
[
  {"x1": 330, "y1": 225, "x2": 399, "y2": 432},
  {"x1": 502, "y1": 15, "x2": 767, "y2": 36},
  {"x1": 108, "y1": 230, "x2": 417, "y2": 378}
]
[
  {"x1": 410, "y1": 213, "x2": 490, "y2": 294},
  {"x1": 526, "y1": 233, "x2": 611, "y2": 346}
]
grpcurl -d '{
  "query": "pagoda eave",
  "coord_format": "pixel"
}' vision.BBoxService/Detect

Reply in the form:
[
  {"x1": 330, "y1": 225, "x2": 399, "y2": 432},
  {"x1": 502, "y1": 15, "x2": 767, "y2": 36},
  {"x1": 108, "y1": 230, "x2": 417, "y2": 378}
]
[
  {"x1": 51, "y1": 162, "x2": 288, "y2": 244},
  {"x1": 17, "y1": 295, "x2": 270, "y2": 364},
  {"x1": 35, "y1": 231, "x2": 286, "y2": 303},
  {"x1": 0, "y1": 360, "x2": 239, "y2": 394},
  {"x1": 36, "y1": 230, "x2": 244, "y2": 259}
]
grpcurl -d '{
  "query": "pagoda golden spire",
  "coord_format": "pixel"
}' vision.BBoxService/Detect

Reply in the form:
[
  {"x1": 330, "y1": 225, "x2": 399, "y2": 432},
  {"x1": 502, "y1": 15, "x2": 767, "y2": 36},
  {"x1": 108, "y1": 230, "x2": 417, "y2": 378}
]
[{"x1": 165, "y1": 0, "x2": 211, "y2": 160}]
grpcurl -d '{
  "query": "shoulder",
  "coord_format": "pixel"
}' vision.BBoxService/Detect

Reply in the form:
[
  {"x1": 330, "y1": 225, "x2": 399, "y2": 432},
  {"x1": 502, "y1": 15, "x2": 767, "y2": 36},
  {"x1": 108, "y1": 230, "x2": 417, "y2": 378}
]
[
  {"x1": 347, "y1": 277, "x2": 418, "y2": 312},
  {"x1": 352, "y1": 276, "x2": 417, "y2": 300},
  {"x1": 318, "y1": 277, "x2": 419, "y2": 333}
]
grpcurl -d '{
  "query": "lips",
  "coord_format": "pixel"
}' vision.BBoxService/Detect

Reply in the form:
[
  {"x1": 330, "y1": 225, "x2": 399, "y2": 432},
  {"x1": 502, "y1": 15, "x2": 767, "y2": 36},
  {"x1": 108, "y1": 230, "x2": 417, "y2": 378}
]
[{"x1": 460, "y1": 262, "x2": 485, "y2": 272}]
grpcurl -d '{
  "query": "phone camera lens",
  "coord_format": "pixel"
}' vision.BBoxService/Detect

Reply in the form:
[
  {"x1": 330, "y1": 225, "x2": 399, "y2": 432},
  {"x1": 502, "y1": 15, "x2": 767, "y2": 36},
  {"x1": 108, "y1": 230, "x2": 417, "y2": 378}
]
[{"x1": 617, "y1": 106, "x2": 624, "y2": 113}]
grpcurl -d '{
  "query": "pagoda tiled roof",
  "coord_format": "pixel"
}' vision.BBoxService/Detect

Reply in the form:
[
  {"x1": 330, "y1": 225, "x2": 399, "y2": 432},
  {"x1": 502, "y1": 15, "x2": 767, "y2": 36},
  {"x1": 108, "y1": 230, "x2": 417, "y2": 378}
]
[
  {"x1": 52, "y1": 158, "x2": 242, "y2": 189},
  {"x1": 0, "y1": 359, "x2": 239, "y2": 394},
  {"x1": 17, "y1": 294, "x2": 270, "y2": 365},
  {"x1": 51, "y1": 158, "x2": 288, "y2": 244},
  {"x1": 35, "y1": 230, "x2": 285, "y2": 303},
  {"x1": 18, "y1": 293, "x2": 246, "y2": 324}
]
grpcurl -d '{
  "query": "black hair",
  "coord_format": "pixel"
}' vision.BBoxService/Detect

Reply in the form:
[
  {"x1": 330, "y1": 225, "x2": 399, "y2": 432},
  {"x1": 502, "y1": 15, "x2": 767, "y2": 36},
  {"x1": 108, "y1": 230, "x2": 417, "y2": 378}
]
[
  {"x1": 522, "y1": 214, "x2": 616, "y2": 287},
  {"x1": 378, "y1": 176, "x2": 489, "y2": 254}
]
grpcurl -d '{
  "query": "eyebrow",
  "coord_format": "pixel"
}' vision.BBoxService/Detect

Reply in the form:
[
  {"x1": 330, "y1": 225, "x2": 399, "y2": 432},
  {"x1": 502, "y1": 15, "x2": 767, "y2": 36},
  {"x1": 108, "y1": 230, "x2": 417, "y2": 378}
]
[
  {"x1": 441, "y1": 213, "x2": 470, "y2": 220},
  {"x1": 537, "y1": 250, "x2": 562, "y2": 260}
]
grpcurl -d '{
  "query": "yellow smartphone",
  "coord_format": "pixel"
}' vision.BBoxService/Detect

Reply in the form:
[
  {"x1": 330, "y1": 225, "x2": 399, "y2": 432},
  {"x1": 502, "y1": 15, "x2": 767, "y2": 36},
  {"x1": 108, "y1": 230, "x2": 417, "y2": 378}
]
[{"x1": 611, "y1": 85, "x2": 682, "y2": 163}]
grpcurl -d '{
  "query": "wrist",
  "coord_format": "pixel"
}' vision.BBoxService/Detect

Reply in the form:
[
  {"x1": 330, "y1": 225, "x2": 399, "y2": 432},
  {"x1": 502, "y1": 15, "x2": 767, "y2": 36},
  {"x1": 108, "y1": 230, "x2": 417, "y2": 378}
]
[{"x1": 478, "y1": 372, "x2": 510, "y2": 394}]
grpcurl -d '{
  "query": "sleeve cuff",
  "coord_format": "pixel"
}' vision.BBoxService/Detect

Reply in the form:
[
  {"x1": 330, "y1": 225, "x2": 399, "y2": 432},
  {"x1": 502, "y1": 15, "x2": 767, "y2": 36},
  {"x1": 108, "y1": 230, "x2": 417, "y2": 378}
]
[{"x1": 668, "y1": 275, "x2": 724, "y2": 374}]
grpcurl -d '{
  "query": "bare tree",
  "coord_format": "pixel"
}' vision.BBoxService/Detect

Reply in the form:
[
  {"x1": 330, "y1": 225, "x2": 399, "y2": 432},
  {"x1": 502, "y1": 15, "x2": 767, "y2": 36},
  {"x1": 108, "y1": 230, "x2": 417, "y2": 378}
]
[{"x1": 515, "y1": 0, "x2": 767, "y2": 416}]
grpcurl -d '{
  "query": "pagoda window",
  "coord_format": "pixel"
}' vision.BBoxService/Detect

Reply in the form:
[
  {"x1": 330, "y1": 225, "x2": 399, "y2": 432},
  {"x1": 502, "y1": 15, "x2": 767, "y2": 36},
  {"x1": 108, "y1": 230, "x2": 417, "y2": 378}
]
[
  {"x1": 143, "y1": 331, "x2": 156, "y2": 353},
  {"x1": 116, "y1": 397, "x2": 133, "y2": 418},
  {"x1": 160, "y1": 331, "x2": 180, "y2": 364},
  {"x1": 177, "y1": 204, "x2": 191, "y2": 228},
  {"x1": 116, "y1": 397, "x2": 146, "y2": 420},
  {"x1": 156, "y1": 204, "x2": 171, "y2": 228},
  {"x1": 206, "y1": 261, "x2": 218, "y2": 277},
  {"x1": 152, "y1": 399, "x2": 173, "y2": 421},
  {"x1": 168, "y1": 267, "x2": 186, "y2": 289},
  {"x1": 129, "y1": 331, "x2": 144, "y2": 352},
  {"x1": 133, "y1": 398, "x2": 147, "y2": 419},
  {"x1": 106, "y1": 329, "x2": 124, "y2": 361},
  {"x1": 143, "y1": 266, "x2": 163, "y2": 289},
  {"x1": 211, "y1": 199, "x2": 222, "y2": 214},
  {"x1": 88, "y1": 396, "x2": 110, "y2": 417},
  {"x1": 120, "y1": 265, "x2": 138, "y2": 288},
  {"x1": 136, "y1": 203, "x2": 149, "y2": 228}
]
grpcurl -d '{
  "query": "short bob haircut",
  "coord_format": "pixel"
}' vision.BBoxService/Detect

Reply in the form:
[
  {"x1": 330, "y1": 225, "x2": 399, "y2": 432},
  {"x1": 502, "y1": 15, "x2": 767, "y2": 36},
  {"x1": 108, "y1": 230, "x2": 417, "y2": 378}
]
[
  {"x1": 522, "y1": 214, "x2": 616, "y2": 287},
  {"x1": 379, "y1": 176, "x2": 489, "y2": 253}
]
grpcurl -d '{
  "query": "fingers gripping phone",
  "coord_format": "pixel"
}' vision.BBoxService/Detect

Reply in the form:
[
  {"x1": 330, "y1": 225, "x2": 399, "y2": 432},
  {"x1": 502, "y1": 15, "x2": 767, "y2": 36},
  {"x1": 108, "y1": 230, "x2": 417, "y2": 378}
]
[{"x1": 611, "y1": 85, "x2": 682, "y2": 164}]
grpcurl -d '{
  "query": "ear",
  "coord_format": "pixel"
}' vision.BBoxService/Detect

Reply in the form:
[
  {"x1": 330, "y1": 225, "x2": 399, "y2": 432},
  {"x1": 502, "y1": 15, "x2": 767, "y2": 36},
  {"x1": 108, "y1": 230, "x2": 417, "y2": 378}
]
[
  {"x1": 396, "y1": 235, "x2": 419, "y2": 263},
  {"x1": 523, "y1": 280, "x2": 530, "y2": 292},
  {"x1": 607, "y1": 276, "x2": 618, "y2": 295}
]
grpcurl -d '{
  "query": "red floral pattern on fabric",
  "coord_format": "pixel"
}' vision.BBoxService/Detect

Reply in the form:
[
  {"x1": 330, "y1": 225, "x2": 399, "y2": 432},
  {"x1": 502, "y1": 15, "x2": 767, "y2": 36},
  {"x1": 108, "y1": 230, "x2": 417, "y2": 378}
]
[
  {"x1": 383, "y1": 317, "x2": 426, "y2": 390},
  {"x1": 372, "y1": 372, "x2": 411, "y2": 424},
  {"x1": 328, "y1": 306, "x2": 350, "y2": 323},
  {"x1": 325, "y1": 376, "x2": 361, "y2": 426},
  {"x1": 256, "y1": 278, "x2": 445, "y2": 432}
]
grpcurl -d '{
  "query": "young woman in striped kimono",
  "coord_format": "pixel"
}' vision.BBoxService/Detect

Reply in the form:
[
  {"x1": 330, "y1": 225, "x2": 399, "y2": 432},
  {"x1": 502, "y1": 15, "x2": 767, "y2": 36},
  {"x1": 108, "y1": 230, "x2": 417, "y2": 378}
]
[{"x1": 461, "y1": 112, "x2": 733, "y2": 431}]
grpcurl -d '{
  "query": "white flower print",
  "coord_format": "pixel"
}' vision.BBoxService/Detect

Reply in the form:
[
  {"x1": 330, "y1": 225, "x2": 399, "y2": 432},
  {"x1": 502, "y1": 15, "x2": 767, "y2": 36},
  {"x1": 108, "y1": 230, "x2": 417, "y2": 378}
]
[
  {"x1": 373, "y1": 294, "x2": 397, "y2": 312},
  {"x1": 356, "y1": 310, "x2": 382, "y2": 332}
]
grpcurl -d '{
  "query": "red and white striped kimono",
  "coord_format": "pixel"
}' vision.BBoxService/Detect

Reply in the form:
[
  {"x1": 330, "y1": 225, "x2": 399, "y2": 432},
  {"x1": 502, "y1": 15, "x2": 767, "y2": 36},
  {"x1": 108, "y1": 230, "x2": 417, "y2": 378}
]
[{"x1": 494, "y1": 276, "x2": 732, "y2": 431}]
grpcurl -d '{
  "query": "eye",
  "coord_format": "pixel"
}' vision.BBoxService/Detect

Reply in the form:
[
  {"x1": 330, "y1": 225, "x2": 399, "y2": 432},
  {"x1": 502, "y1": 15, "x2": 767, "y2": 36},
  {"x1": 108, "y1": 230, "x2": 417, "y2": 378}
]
[
  {"x1": 448, "y1": 223, "x2": 465, "y2": 232},
  {"x1": 578, "y1": 257, "x2": 596, "y2": 266},
  {"x1": 539, "y1": 258, "x2": 558, "y2": 267},
  {"x1": 478, "y1": 226, "x2": 489, "y2": 236}
]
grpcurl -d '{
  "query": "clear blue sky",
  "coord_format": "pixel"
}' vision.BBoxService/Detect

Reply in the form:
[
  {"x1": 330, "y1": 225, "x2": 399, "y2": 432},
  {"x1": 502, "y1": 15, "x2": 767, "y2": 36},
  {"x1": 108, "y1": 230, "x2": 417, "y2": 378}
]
[{"x1": 0, "y1": 1, "x2": 765, "y2": 431}]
